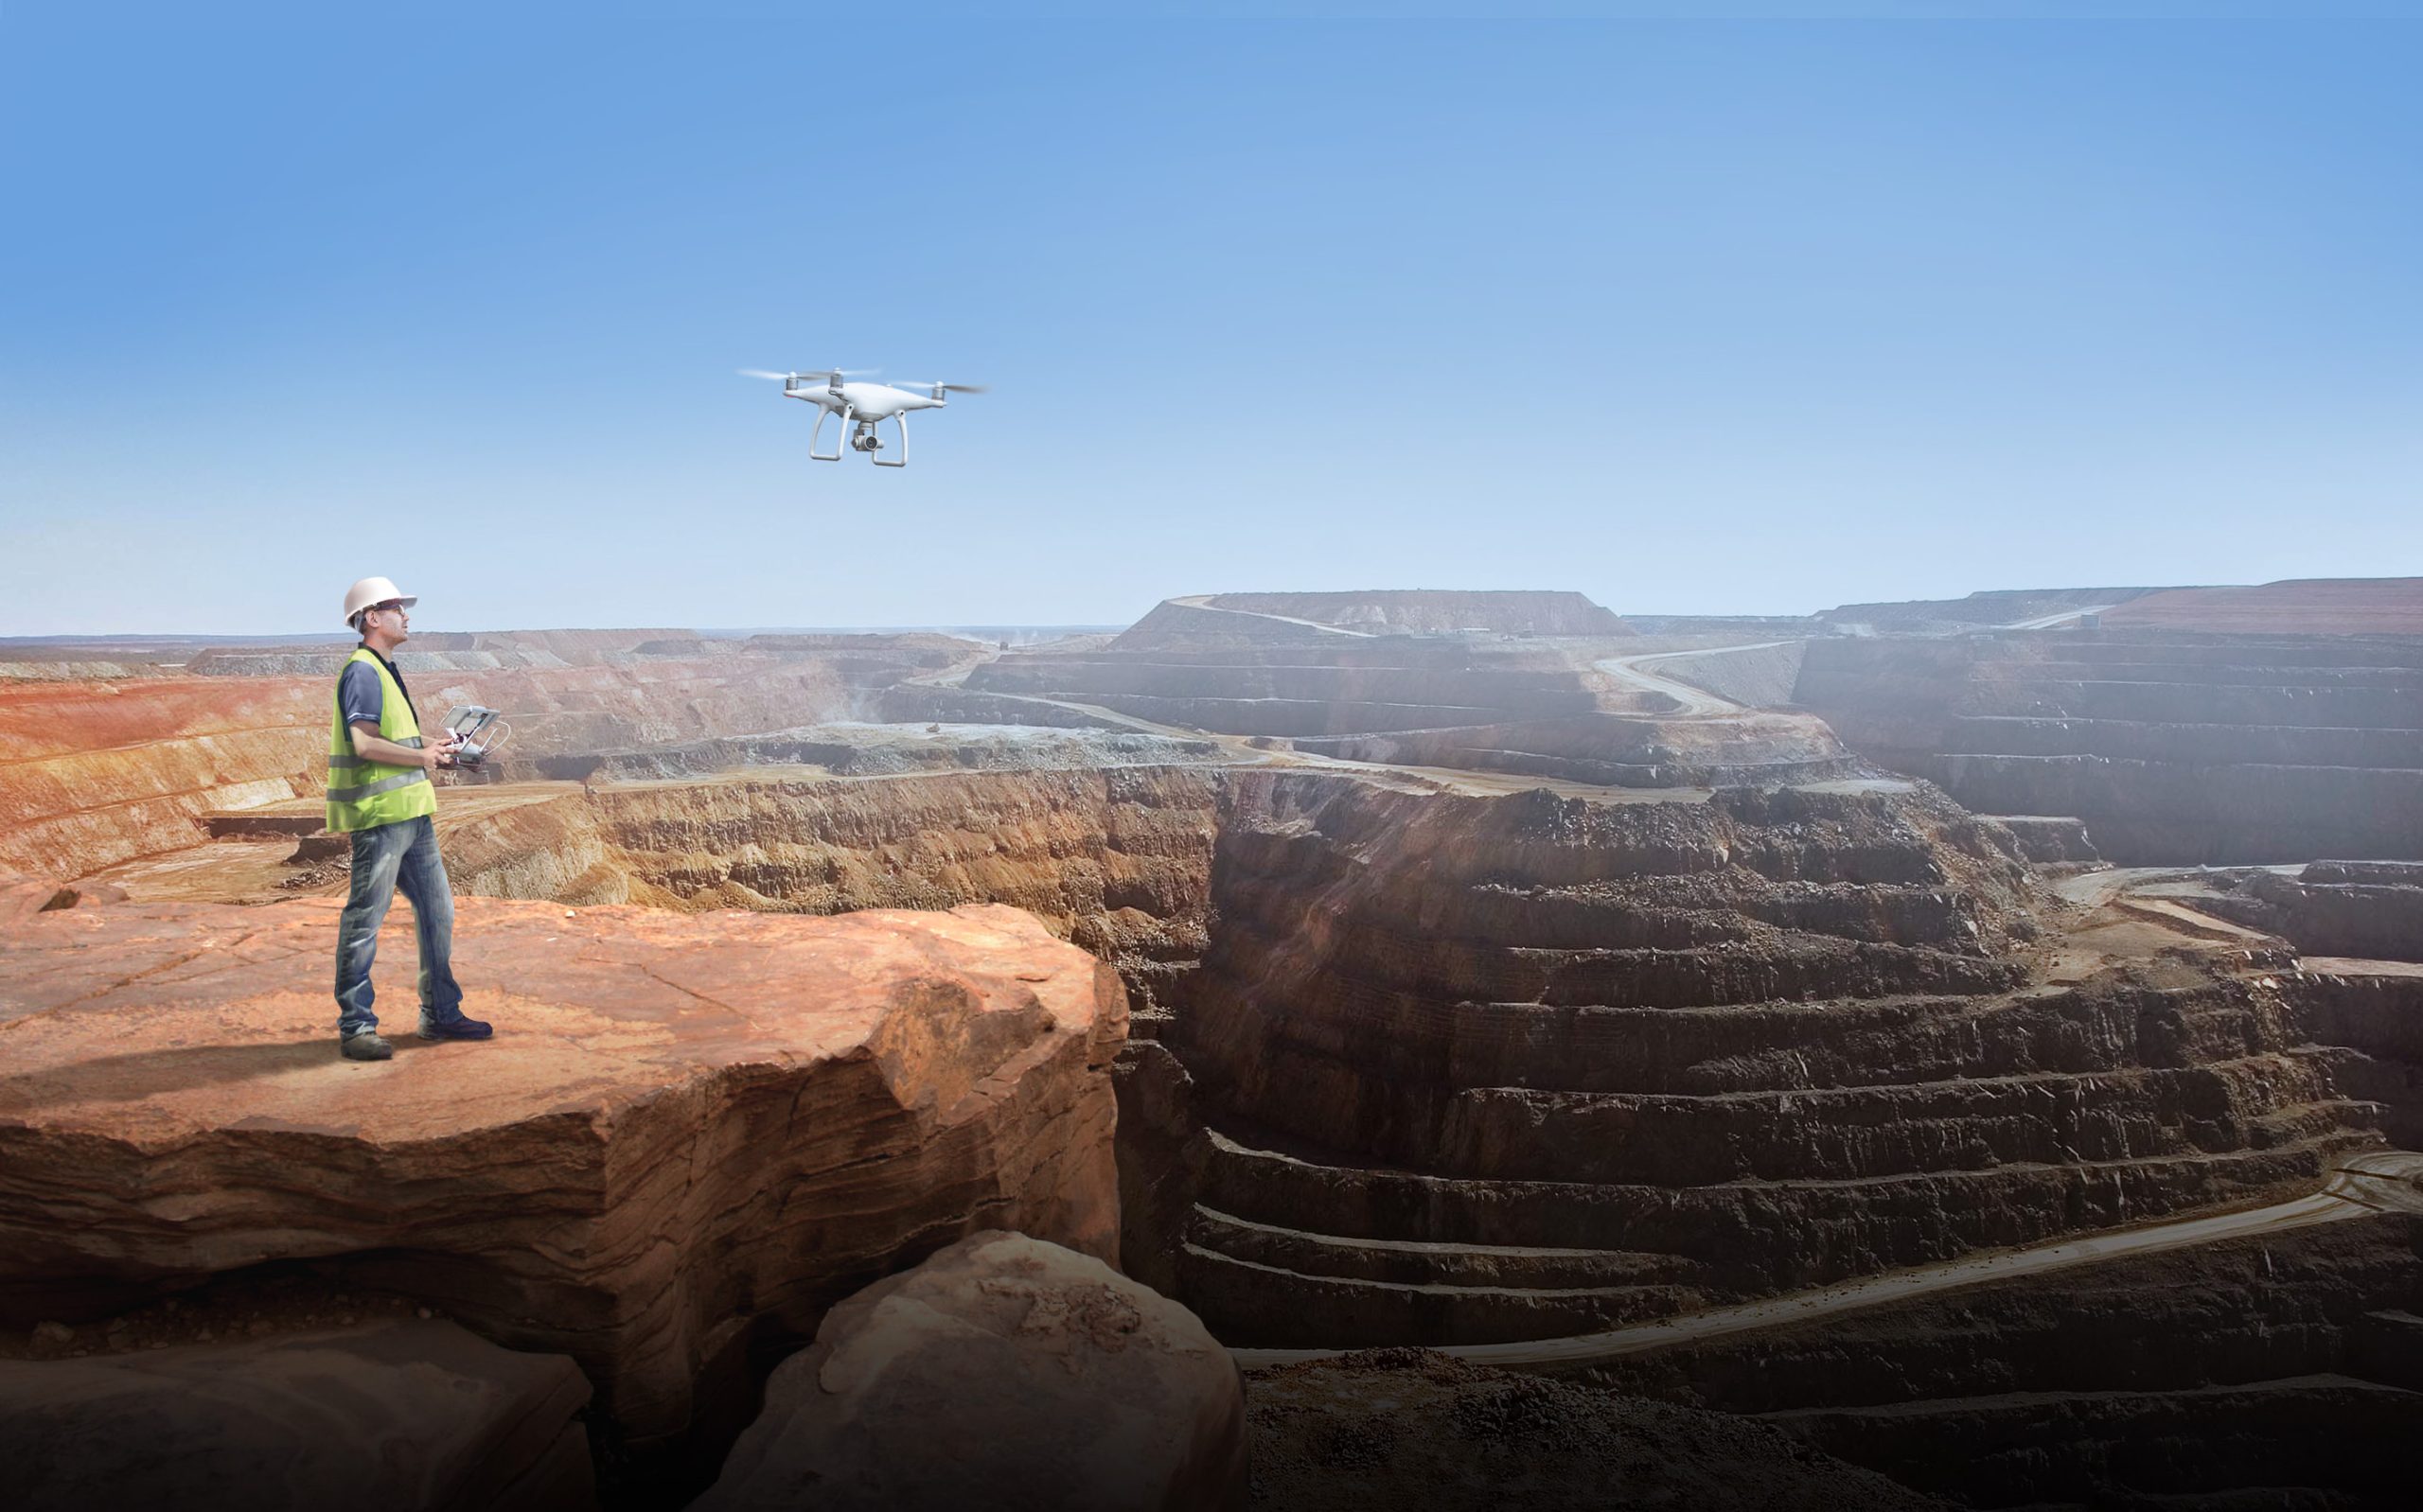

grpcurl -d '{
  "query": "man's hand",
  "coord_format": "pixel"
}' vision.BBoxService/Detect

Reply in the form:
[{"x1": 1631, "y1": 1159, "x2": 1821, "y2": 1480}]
[{"x1": 351, "y1": 721, "x2": 452, "y2": 775}]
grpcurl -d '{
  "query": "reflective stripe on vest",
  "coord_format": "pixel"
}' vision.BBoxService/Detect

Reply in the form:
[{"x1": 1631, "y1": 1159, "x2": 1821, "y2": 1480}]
[
  {"x1": 327, "y1": 769, "x2": 431, "y2": 802},
  {"x1": 327, "y1": 736, "x2": 422, "y2": 770},
  {"x1": 326, "y1": 648, "x2": 439, "y2": 833}
]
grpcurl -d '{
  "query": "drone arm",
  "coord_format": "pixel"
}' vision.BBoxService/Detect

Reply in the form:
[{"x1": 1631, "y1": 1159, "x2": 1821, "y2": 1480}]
[{"x1": 874, "y1": 412, "x2": 908, "y2": 467}]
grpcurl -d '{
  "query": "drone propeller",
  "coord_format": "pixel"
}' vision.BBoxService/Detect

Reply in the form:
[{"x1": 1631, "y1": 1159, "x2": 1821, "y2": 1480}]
[
  {"x1": 737, "y1": 367, "x2": 879, "y2": 381},
  {"x1": 894, "y1": 381, "x2": 990, "y2": 395}
]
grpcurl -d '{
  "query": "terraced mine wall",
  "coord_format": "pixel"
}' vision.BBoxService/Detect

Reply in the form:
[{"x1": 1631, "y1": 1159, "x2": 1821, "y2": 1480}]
[
  {"x1": 964, "y1": 632, "x2": 1863, "y2": 788},
  {"x1": 966, "y1": 641, "x2": 1611, "y2": 736},
  {"x1": 0, "y1": 677, "x2": 326, "y2": 877},
  {"x1": 1294, "y1": 711, "x2": 1856, "y2": 787},
  {"x1": 1796, "y1": 631, "x2": 2423, "y2": 862},
  {"x1": 0, "y1": 645, "x2": 882, "y2": 883},
  {"x1": 1150, "y1": 770, "x2": 2383, "y2": 1347},
  {"x1": 2302, "y1": 974, "x2": 2423, "y2": 1148},
  {"x1": 2198, "y1": 862, "x2": 2423, "y2": 964},
  {"x1": 441, "y1": 766, "x2": 1224, "y2": 1013}
]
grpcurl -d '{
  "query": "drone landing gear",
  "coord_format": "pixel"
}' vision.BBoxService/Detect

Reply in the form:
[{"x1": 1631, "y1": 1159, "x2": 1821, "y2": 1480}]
[
  {"x1": 808, "y1": 405, "x2": 908, "y2": 466},
  {"x1": 872, "y1": 413, "x2": 906, "y2": 467},
  {"x1": 808, "y1": 404, "x2": 850, "y2": 462}
]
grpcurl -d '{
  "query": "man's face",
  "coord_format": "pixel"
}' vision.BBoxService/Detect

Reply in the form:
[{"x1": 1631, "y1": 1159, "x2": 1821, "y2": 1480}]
[{"x1": 367, "y1": 601, "x2": 410, "y2": 643}]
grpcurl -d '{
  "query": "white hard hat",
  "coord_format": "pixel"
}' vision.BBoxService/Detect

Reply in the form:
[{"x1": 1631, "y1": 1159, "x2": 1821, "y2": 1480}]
[{"x1": 343, "y1": 575, "x2": 417, "y2": 625}]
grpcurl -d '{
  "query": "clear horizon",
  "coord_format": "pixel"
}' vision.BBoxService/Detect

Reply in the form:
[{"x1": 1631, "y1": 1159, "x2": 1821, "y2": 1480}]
[{"x1": 6, "y1": 10, "x2": 2418, "y2": 637}]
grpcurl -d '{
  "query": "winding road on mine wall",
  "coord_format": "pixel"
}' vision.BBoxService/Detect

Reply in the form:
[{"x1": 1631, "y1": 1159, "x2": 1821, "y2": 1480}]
[
  {"x1": 1592, "y1": 641, "x2": 1796, "y2": 718},
  {"x1": 1231, "y1": 1149, "x2": 2423, "y2": 1374}
]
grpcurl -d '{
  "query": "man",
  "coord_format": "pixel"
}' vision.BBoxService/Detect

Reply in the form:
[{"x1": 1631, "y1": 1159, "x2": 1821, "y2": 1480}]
[{"x1": 328, "y1": 575, "x2": 493, "y2": 1062}]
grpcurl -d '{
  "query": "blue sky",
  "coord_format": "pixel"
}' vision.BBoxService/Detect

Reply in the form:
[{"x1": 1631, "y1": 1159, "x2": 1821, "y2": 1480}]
[{"x1": 4, "y1": 9, "x2": 2418, "y2": 634}]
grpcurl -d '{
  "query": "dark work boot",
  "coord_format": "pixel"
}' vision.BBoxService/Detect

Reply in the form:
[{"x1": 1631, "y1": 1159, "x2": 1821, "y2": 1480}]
[
  {"x1": 418, "y1": 1011, "x2": 493, "y2": 1042},
  {"x1": 340, "y1": 1029, "x2": 394, "y2": 1062}
]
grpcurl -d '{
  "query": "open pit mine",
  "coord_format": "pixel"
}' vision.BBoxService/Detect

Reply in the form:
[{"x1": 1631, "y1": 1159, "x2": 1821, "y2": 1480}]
[{"x1": 4, "y1": 582, "x2": 2421, "y2": 1510}]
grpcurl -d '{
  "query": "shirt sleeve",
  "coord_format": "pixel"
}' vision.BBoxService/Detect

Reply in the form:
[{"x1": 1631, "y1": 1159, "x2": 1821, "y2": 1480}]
[{"x1": 337, "y1": 662, "x2": 385, "y2": 736}]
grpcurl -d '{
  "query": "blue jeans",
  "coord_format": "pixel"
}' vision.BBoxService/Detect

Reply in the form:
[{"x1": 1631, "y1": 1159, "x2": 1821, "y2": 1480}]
[{"x1": 333, "y1": 816, "x2": 464, "y2": 1036}]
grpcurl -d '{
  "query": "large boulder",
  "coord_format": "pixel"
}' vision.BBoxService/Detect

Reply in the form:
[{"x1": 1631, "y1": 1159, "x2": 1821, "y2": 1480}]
[
  {"x1": 2, "y1": 1317, "x2": 594, "y2": 1512},
  {"x1": 696, "y1": 1230, "x2": 1247, "y2": 1511},
  {"x1": 0, "y1": 897, "x2": 1126, "y2": 1442}
]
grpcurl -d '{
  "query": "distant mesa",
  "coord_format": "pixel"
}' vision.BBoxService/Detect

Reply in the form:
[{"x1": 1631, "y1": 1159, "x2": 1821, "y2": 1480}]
[
  {"x1": 1111, "y1": 590, "x2": 1632, "y2": 650},
  {"x1": 2099, "y1": 577, "x2": 2423, "y2": 637}
]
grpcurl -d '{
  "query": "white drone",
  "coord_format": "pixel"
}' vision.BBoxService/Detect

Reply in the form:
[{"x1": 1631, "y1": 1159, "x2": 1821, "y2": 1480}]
[{"x1": 738, "y1": 368, "x2": 986, "y2": 467}]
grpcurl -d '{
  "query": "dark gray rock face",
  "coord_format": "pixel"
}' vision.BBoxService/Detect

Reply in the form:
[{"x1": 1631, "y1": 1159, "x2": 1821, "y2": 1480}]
[
  {"x1": 1245, "y1": 1348, "x2": 1948, "y2": 1511},
  {"x1": 2, "y1": 1318, "x2": 594, "y2": 1512}
]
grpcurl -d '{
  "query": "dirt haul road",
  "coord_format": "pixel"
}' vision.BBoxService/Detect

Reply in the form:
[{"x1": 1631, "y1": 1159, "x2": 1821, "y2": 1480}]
[{"x1": 1592, "y1": 642, "x2": 1798, "y2": 718}]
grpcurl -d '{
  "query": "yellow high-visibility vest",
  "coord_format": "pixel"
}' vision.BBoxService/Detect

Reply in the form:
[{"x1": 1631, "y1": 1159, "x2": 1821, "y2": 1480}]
[{"x1": 325, "y1": 647, "x2": 437, "y2": 833}]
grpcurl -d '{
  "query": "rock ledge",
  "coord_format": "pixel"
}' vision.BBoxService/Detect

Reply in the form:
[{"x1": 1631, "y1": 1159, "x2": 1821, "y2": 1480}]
[{"x1": 0, "y1": 897, "x2": 1126, "y2": 1438}]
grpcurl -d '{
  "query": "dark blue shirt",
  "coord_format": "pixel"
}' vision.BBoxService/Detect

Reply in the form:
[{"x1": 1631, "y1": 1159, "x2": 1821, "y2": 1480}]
[{"x1": 338, "y1": 647, "x2": 419, "y2": 738}]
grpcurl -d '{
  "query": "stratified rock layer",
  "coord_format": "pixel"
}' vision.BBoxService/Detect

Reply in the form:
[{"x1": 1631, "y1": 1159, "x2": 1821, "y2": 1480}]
[
  {"x1": 698, "y1": 1230, "x2": 1247, "y2": 1512},
  {"x1": 0, "y1": 898, "x2": 1126, "y2": 1440},
  {"x1": 3, "y1": 1319, "x2": 595, "y2": 1512}
]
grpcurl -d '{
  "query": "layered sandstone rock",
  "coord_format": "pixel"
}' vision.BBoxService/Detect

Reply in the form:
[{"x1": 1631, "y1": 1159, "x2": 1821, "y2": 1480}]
[
  {"x1": 697, "y1": 1231, "x2": 1247, "y2": 1512},
  {"x1": 0, "y1": 897, "x2": 1126, "y2": 1441},
  {"x1": 4, "y1": 1319, "x2": 596, "y2": 1512}
]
